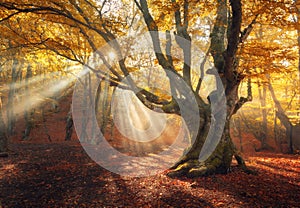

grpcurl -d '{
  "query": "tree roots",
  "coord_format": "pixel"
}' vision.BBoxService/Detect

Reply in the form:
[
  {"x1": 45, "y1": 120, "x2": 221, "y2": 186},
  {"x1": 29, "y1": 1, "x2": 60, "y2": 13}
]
[{"x1": 167, "y1": 152, "x2": 256, "y2": 178}]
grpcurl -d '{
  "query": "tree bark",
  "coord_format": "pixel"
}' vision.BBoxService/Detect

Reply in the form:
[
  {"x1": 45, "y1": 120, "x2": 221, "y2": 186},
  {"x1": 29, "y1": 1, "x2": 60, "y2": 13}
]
[
  {"x1": 257, "y1": 82, "x2": 269, "y2": 150},
  {"x1": 135, "y1": 0, "x2": 251, "y2": 177},
  {"x1": 65, "y1": 108, "x2": 73, "y2": 141},
  {"x1": 7, "y1": 58, "x2": 19, "y2": 135},
  {"x1": 168, "y1": 85, "x2": 251, "y2": 177},
  {"x1": 23, "y1": 65, "x2": 33, "y2": 140},
  {"x1": 168, "y1": 116, "x2": 236, "y2": 177},
  {"x1": 267, "y1": 76, "x2": 294, "y2": 153},
  {"x1": 296, "y1": 0, "x2": 300, "y2": 73},
  {"x1": 0, "y1": 96, "x2": 8, "y2": 156}
]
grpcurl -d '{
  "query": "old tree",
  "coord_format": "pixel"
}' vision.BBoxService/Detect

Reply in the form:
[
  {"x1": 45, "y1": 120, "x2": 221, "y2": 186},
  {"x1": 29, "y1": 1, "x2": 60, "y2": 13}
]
[{"x1": 0, "y1": 0, "x2": 298, "y2": 176}]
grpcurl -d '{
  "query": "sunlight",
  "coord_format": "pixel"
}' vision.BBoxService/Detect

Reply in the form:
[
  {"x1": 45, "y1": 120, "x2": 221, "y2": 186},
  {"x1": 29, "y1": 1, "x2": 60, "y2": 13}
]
[
  {"x1": 108, "y1": 51, "x2": 116, "y2": 60},
  {"x1": 4, "y1": 65, "x2": 88, "y2": 122},
  {"x1": 0, "y1": 164, "x2": 16, "y2": 180},
  {"x1": 112, "y1": 89, "x2": 167, "y2": 143},
  {"x1": 129, "y1": 103, "x2": 151, "y2": 131},
  {"x1": 0, "y1": 73, "x2": 48, "y2": 93},
  {"x1": 0, "y1": 65, "x2": 82, "y2": 94}
]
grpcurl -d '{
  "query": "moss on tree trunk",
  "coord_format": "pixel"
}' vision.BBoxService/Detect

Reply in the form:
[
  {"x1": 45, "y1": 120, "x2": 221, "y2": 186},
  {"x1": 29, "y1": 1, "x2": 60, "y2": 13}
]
[{"x1": 168, "y1": 117, "x2": 236, "y2": 177}]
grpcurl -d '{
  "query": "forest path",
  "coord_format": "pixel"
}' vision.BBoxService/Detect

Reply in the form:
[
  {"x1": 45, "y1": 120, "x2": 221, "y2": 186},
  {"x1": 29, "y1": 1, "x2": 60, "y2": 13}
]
[{"x1": 1, "y1": 92, "x2": 299, "y2": 207}]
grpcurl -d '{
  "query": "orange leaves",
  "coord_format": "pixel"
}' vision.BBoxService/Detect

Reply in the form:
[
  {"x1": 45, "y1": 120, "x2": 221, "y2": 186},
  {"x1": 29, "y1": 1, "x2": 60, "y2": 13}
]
[{"x1": 1, "y1": 134, "x2": 300, "y2": 207}]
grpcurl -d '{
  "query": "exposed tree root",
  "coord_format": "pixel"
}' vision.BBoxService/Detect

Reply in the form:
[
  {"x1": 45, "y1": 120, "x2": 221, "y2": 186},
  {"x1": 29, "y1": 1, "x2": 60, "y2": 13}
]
[
  {"x1": 167, "y1": 141, "x2": 256, "y2": 178},
  {"x1": 234, "y1": 152, "x2": 258, "y2": 175},
  {"x1": 167, "y1": 154, "x2": 256, "y2": 178},
  {"x1": 167, "y1": 160, "x2": 217, "y2": 178}
]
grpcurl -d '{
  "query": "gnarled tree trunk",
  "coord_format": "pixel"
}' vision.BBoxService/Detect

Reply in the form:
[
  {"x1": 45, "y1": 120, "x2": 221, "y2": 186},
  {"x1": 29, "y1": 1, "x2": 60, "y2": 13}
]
[
  {"x1": 169, "y1": 118, "x2": 235, "y2": 177},
  {"x1": 136, "y1": 0, "x2": 253, "y2": 177},
  {"x1": 168, "y1": 83, "x2": 250, "y2": 177}
]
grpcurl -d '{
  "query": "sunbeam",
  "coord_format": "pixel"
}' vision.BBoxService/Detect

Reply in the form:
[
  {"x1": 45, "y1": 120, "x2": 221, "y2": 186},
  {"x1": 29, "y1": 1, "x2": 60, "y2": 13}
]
[
  {"x1": 1, "y1": 65, "x2": 88, "y2": 123},
  {"x1": 112, "y1": 89, "x2": 167, "y2": 143},
  {"x1": 0, "y1": 65, "x2": 82, "y2": 93}
]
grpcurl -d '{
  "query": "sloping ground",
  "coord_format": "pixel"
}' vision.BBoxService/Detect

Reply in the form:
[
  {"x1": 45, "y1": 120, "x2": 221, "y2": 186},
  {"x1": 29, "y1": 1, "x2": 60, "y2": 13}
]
[
  {"x1": 10, "y1": 93, "x2": 75, "y2": 144},
  {"x1": 1, "y1": 93, "x2": 300, "y2": 207},
  {"x1": 0, "y1": 142, "x2": 299, "y2": 207}
]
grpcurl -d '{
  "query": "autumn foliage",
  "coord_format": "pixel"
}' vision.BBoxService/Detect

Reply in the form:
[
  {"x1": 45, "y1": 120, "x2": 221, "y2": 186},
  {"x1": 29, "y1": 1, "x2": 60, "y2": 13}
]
[{"x1": 0, "y1": 0, "x2": 299, "y2": 207}]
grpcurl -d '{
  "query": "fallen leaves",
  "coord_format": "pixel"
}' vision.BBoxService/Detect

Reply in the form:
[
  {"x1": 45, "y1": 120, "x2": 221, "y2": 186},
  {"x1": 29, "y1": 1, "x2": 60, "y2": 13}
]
[{"x1": 0, "y1": 143, "x2": 299, "y2": 207}]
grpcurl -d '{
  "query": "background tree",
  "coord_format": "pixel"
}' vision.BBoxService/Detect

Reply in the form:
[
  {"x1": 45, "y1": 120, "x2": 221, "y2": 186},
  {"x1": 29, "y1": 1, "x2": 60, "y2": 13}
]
[{"x1": 0, "y1": 0, "x2": 298, "y2": 177}]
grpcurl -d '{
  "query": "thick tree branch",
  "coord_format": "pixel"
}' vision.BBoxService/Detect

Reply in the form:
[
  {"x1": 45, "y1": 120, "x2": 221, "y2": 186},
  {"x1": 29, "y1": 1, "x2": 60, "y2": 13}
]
[
  {"x1": 195, "y1": 49, "x2": 210, "y2": 94},
  {"x1": 0, "y1": 2, "x2": 111, "y2": 42},
  {"x1": 165, "y1": 30, "x2": 174, "y2": 67},
  {"x1": 172, "y1": 0, "x2": 192, "y2": 87},
  {"x1": 78, "y1": 28, "x2": 122, "y2": 80},
  {"x1": 138, "y1": 0, "x2": 171, "y2": 70},
  {"x1": 0, "y1": 2, "x2": 137, "y2": 86}
]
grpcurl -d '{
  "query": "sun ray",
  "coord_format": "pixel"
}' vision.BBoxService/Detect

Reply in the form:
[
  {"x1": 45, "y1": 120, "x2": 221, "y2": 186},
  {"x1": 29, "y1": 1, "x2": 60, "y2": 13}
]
[{"x1": 2, "y1": 66, "x2": 89, "y2": 123}]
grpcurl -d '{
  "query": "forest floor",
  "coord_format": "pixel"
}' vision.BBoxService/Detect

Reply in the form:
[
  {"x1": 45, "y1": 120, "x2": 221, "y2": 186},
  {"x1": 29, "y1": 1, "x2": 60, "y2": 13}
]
[{"x1": 0, "y1": 95, "x2": 300, "y2": 208}]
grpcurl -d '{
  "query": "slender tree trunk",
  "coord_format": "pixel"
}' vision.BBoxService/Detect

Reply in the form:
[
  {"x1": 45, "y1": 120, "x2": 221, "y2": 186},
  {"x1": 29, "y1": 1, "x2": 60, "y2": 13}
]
[
  {"x1": 274, "y1": 110, "x2": 282, "y2": 152},
  {"x1": 23, "y1": 65, "x2": 33, "y2": 140},
  {"x1": 65, "y1": 106, "x2": 73, "y2": 141},
  {"x1": 0, "y1": 96, "x2": 8, "y2": 157},
  {"x1": 80, "y1": 73, "x2": 89, "y2": 142},
  {"x1": 87, "y1": 72, "x2": 97, "y2": 144},
  {"x1": 7, "y1": 59, "x2": 19, "y2": 135},
  {"x1": 101, "y1": 77, "x2": 111, "y2": 135},
  {"x1": 95, "y1": 81, "x2": 102, "y2": 125},
  {"x1": 296, "y1": 0, "x2": 300, "y2": 73},
  {"x1": 235, "y1": 116, "x2": 243, "y2": 152},
  {"x1": 258, "y1": 82, "x2": 268, "y2": 150},
  {"x1": 291, "y1": 124, "x2": 300, "y2": 150},
  {"x1": 268, "y1": 76, "x2": 294, "y2": 153}
]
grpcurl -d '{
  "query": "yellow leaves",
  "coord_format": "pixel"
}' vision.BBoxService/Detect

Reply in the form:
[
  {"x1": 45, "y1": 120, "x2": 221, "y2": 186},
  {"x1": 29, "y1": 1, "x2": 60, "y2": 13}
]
[
  {"x1": 127, "y1": 66, "x2": 139, "y2": 72},
  {"x1": 239, "y1": 18, "x2": 298, "y2": 76},
  {"x1": 147, "y1": 0, "x2": 177, "y2": 30},
  {"x1": 144, "y1": 86, "x2": 171, "y2": 101}
]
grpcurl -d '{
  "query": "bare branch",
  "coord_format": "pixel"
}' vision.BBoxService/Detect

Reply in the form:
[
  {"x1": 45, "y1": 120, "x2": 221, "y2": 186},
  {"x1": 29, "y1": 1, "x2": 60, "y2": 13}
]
[
  {"x1": 165, "y1": 30, "x2": 174, "y2": 67},
  {"x1": 0, "y1": 11, "x2": 21, "y2": 23},
  {"x1": 77, "y1": 27, "x2": 122, "y2": 81},
  {"x1": 133, "y1": 0, "x2": 142, "y2": 11},
  {"x1": 183, "y1": 0, "x2": 189, "y2": 27},
  {"x1": 231, "y1": 77, "x2": 252, "y2": 115},
  {"x1": 240, "y1": 14, "x2": 259, "y2": 43},
  {"x1": 195, "y1": 50, "x2": 209, "y2": 94},
  {"x1": 172, "y1": 0, "x2": 192, "y2": 87}
]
